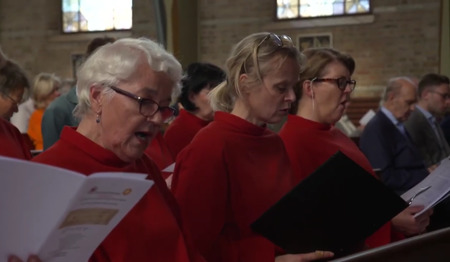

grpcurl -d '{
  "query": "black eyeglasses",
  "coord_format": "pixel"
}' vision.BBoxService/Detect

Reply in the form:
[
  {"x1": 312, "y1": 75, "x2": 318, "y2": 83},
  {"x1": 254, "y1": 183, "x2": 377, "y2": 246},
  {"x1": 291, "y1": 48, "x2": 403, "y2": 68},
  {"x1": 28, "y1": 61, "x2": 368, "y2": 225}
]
[
  {"x1": 2, "y1": 93, "x2": 20, "y2": 107},
  {"x1": 246, "y1": 33, "x2": 295, "y2": 81},
  {"x1": 431, "y1": 91, "x2": 450, "y2": 100},
  {"x1": 108, "y1": 85, "x2": 176, "y2": 123},
  {"x1": 311, "y1": 77, "x2": 356, "y2": 92}
]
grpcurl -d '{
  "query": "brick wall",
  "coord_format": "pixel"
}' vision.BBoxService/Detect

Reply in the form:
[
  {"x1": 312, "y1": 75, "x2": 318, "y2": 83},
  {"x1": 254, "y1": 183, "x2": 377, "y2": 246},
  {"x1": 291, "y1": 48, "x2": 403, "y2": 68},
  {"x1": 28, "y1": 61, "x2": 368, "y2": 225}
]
[
  {"x1": 198, "y1": 0, "x2": 442, "y2": 97},
  {"x1": 0, "y1": 0, "x2": 443, "y2": 99}
]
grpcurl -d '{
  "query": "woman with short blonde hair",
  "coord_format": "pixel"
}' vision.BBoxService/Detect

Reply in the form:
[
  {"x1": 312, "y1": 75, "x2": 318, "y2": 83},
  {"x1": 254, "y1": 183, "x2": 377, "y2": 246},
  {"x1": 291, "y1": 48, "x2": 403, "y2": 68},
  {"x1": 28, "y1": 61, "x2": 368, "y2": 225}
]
[{"x1": 27, "y1": 73, "x2": 61, "y2": 150}]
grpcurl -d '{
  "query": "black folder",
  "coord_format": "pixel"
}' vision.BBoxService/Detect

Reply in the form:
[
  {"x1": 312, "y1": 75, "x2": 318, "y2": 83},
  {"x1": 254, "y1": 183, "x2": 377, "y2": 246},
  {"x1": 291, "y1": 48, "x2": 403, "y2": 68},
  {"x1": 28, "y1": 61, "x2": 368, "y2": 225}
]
[{"x1": 251, "y1": 151, "x2": 408, "y2": 257}]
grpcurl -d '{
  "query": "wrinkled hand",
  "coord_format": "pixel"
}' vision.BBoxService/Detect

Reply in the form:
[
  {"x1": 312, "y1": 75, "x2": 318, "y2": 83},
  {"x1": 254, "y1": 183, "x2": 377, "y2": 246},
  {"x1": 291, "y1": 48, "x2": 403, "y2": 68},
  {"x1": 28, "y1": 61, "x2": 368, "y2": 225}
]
[
  {"x1": 392, "y1": 205, "x2": 433, "y2": 236},
  {"x1": 275, "y1": 250, "x2": 334, "y2": 262},
  {"x1": 8, "y1": 255, "x2": 41, "y2": 262}
]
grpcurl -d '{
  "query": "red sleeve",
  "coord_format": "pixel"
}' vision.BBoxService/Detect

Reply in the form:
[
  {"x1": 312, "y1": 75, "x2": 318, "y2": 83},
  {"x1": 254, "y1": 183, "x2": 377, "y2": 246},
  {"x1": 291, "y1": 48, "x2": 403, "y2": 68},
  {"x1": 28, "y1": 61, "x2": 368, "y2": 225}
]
[
  {"x1": 171, "y1": 138, "x2": 228, "y2": 257},
  {"x1": 0, "y1": 118, "x2": 32, "y2": 160}
]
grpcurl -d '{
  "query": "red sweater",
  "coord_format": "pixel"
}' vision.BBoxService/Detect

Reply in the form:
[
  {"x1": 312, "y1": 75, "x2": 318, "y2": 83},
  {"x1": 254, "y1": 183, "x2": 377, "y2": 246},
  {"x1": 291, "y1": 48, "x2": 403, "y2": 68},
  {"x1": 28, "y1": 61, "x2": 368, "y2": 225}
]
[
  {"x1": 33, "y1": 127, "x2": 203, "y2": 262},
  {"x1": 0, "y1": 118, "x2": 31, "y2": 160},
  {"x1": 279, "y1": 115, "x2": 392, "y2": 248},
  {"x1": 145, "y1": 131, "x2": 174, "y2": 179},
  {"x1": 164, "y1": 109, "x2": 210, "y2": 158},
  {"x1": 172, "y1": 111, "x2": 294, "y2": 262}
]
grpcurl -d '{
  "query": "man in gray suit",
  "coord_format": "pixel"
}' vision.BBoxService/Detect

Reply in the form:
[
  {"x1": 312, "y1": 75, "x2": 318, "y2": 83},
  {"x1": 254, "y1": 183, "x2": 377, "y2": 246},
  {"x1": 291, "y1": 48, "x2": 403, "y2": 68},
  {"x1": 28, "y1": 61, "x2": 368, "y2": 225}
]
[{"x1": 404, "y1": 73, "x2": 450, "y2": 170}]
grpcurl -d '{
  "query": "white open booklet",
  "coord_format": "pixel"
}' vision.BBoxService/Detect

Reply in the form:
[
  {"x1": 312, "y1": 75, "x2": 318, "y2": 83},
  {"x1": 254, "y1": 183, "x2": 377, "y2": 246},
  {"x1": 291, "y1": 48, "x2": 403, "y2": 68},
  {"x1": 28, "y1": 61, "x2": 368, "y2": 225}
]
[
  {"x1": 0, "y1": 156, "x2": 153, "y2": 262},
  {"x1": 401, "y1": 156, "x2": 450, "y2": 217}
]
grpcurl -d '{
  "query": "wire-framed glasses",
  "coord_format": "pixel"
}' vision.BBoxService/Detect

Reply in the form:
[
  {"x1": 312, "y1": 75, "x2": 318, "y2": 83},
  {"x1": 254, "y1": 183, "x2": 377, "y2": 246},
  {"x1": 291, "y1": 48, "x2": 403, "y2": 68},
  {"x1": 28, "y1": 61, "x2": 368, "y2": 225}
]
[
  {"x1": 431, "y1": 91, "x2": 450, "y2": 100},
  {"x1": 108, "y1": 85, "x2": 176, "y2": 123},
  {"x1": 311, "y1": 77, "x2": 356, "y2": 92}
]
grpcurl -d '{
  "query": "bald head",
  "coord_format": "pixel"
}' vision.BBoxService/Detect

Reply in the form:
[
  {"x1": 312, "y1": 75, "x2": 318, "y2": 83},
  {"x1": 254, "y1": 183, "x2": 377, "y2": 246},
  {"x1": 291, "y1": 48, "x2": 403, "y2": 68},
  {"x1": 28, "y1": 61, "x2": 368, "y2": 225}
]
[{"x1": 382, "y1": 77, "x2": 417, "y2": 122}]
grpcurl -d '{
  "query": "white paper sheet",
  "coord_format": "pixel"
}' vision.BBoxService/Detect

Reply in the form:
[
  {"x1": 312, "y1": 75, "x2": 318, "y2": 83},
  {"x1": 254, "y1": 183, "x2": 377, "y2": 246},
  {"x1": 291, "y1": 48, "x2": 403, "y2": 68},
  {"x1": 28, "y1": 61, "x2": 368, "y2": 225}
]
[{"x1": 401, "y1": 157, "x2": 450, "y2": 217}]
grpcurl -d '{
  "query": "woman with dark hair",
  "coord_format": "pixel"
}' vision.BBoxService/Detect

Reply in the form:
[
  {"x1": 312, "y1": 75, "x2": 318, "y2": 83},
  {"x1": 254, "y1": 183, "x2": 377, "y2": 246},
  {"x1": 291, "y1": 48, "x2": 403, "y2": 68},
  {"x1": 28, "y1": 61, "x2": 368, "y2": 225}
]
[
  {"x1": 163, "y1": 62, "x2": 225, "y2": 158},
  {"x1": 0, "y1": 47, "x2": 31, "y2": 159}
]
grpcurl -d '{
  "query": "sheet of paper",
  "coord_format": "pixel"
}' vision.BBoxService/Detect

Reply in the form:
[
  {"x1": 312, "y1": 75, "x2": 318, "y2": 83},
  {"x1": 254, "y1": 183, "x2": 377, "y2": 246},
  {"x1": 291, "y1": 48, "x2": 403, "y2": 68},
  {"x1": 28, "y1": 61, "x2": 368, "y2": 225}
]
[
  {"x1": 162, "y1": 162, "x2": 175, "y2": 173},
  {"x1": 401, "y1": 157, "x2": 450, "y2": 217},
  {"x1": 39, "y1": 173, "x2": 153, "y2": 262},
  {"x1": 0, "y1": 156, "x2": 153, "y2": 262},
  {"x1": 359, "y1": 109, "x2": 376, "y2": 126}
]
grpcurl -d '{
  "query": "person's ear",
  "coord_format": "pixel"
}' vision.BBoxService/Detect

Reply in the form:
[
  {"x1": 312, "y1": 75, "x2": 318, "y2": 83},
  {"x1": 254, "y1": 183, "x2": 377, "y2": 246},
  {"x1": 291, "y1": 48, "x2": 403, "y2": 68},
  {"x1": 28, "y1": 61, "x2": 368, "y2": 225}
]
[
  {"x1": 303, "y1": 80, "x2": 314, "y2": 99},
  {"x1": 421, "y1": 89, "x2": 431, "y2": 100},
  {"x1": 188, "y1": 92, "x2": 197, "y2": 105},
  {"x1": 90, "y1": 85, "x2": 104, "y2": 113},
  {"x1": 238, "y1": 74, "x2": 250, "y2": 95},
  {"x1": 387, "y1": 91, "x2": 396, "y2": 102}
]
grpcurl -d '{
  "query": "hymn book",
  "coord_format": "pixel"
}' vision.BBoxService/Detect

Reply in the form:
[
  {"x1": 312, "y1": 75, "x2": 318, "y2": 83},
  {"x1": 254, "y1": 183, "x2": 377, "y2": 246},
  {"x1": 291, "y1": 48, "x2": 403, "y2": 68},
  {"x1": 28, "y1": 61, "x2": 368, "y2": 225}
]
[
  {"x1": 0, "y1": 156, "x2": 153, "y2": 262},
  {"x1": 251, "y1": 151, "x2": 408, "y2": 257}
]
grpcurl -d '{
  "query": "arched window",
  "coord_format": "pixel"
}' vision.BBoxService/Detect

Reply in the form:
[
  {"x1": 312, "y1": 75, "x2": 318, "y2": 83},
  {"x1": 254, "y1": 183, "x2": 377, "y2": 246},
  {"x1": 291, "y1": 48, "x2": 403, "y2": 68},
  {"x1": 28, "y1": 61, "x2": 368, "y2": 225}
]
[
  {"x1": 276, "y1": 0, "x2": 371, "y2": 20},
  {"x1": 62, "y1": 0, "x2": 132, "y2": 33}
]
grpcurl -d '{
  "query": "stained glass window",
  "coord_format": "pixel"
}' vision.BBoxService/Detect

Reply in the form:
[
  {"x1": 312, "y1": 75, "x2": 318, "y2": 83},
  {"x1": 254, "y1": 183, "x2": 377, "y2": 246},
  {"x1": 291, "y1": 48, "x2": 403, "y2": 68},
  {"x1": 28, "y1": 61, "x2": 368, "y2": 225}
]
[
  {"x1": 62, "y1": 0, "x2": 132, "y2": 33},
  {"x1": 276, "y1": 0, "x2": 370, "y2": 20}
]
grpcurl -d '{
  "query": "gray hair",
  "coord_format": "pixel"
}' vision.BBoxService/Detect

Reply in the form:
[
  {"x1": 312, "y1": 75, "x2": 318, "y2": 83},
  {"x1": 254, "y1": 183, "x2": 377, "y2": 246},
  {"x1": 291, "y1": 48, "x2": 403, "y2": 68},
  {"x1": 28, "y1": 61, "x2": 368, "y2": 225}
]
[
  {"x1": 74, "y1": 37, "x2": 182, "y2": 118},
  {"x1": 380, "y1": 76, "x2": 416, "y2": 106}
]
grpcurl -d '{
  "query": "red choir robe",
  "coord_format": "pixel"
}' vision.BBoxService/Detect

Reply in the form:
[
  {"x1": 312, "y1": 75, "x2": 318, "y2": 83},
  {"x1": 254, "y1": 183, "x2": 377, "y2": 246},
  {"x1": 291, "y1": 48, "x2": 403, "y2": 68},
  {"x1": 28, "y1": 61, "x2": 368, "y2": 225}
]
[
  {"x1": 279, "y1": 115, "x2": 393, "y2": 248},
  {"x1": 145, "y1": 131, "x2": 174, "y2": 179},
  {"x1": 164, "y1": 109, "x2": 210, "y2": 158},
  {"x1": 171, "y1": 111, "x2": 294, "y2": 262},
  {"x1": 33, "y1": 127, "x2": 204, "y2": 262},
  {"x1": 0, "y1": 117, "x2": 31, "y2": 160}
]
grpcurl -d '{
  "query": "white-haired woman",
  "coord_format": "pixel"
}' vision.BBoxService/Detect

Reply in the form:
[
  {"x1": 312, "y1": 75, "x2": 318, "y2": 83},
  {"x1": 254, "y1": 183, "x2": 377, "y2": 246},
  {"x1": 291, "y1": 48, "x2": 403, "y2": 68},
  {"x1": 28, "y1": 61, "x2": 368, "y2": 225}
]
[{"x1": 11, "y1": 38, "x2": 205, "y2": 262}]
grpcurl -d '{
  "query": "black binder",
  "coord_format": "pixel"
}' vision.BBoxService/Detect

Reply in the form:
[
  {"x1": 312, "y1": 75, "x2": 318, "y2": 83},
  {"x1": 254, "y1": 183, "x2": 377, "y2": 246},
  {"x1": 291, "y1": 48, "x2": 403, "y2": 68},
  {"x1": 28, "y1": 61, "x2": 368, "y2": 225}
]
[{"x1": 251, "y1": 151, "x2": 408, "y2": 257}]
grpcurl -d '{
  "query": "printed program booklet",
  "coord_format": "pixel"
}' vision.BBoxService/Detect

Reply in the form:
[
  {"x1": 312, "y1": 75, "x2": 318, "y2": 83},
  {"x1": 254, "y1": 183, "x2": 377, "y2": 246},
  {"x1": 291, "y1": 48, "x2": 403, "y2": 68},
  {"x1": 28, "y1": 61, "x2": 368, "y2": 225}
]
[{"x1": 0, "y1": 156, "x2": 154, "y2": 262}]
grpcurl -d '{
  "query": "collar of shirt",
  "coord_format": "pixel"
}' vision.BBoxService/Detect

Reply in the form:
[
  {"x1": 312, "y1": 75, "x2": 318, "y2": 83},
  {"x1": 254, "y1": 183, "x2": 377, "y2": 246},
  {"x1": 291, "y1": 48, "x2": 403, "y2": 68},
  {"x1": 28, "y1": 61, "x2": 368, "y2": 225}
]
[
  {"x1": 380, "y1": 106, "x2": 406, "y2": 134},
  {"x1": 380, "y1": 106, "x2": 401, "y2": 126}
]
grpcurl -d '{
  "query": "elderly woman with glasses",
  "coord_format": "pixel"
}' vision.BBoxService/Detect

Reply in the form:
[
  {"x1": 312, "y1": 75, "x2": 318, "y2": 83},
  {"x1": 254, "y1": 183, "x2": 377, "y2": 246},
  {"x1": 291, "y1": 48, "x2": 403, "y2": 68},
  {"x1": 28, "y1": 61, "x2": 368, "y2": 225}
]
[
  {"x1": 279, "y1": 48, "x2": 432, "y2": 252},
  {"x1": 26, "y1": 38, "x2": 203, "y2": 262},
  {"x1": 171, "y1": 33, "x2": 333, "y2": 262}
]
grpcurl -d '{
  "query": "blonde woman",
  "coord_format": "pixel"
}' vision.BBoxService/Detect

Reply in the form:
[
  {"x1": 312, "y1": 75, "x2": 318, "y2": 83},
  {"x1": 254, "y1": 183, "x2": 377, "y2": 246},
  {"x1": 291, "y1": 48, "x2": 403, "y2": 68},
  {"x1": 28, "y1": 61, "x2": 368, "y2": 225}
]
[
  {"x1": 27, "y1": 73, "x2": 61, "y2": 150},
  {"x1": 172, "y1": 32, "x2": 333, "y2": 262}
]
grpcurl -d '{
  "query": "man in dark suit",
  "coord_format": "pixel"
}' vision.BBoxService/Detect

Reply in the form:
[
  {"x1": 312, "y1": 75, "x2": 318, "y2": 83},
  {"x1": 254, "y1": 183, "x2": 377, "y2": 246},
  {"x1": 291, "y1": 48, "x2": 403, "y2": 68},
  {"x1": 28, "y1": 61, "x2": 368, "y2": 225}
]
[
  {"x1": 404, "y1": 73, "x2": 450, "y2": 169},
  {"x1": 360, "y1": 77, "x2": 428, "y2": 195}
]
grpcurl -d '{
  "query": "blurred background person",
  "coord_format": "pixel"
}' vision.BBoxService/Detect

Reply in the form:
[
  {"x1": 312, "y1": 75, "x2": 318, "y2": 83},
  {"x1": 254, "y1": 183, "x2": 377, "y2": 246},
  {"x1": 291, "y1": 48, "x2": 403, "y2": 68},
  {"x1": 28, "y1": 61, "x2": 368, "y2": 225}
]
[
  {"x1": 360, "y1": 77, "x2": 427, "y2": 195},
  {"x1": 172, "y1": 32, "x2": 332, "y2": 262},
  {"x1": 0, "y1": 47, "x2": 31, "y2": 159},
  {"x1": 41, "y1": 36, "x2": 115, "y2": 150},
  {"x1": 27, "y1": 73, "x2": 61, "y2": 150},
  {"x1": 404, "y1": 73, "x2": 450, "y2": 169},
  {"x1": 163, "y1": 62, "x2": 226, "y2": 159},
  {"x1": 0, "y1": 48, "x2": 29, "y2": 122}
]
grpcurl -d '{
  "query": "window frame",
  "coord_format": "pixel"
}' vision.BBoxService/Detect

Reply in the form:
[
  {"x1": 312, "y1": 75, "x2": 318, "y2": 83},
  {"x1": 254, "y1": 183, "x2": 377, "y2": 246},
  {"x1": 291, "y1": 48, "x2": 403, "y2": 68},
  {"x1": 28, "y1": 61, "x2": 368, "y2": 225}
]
[
  {"x1": 273, "y1": 0, "x2": 373, "y2": 21},
  {"x1": 61, "y1": 0, "x2": 133, "y2": 34}
]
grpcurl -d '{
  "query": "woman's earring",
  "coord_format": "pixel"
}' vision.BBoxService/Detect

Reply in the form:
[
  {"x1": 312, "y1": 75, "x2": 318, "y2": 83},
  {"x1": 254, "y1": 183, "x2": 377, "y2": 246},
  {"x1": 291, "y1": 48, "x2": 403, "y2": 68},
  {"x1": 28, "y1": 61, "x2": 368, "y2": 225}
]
[{"x1": 96, "y1": 114, "x2": 101, "y2": 124}]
